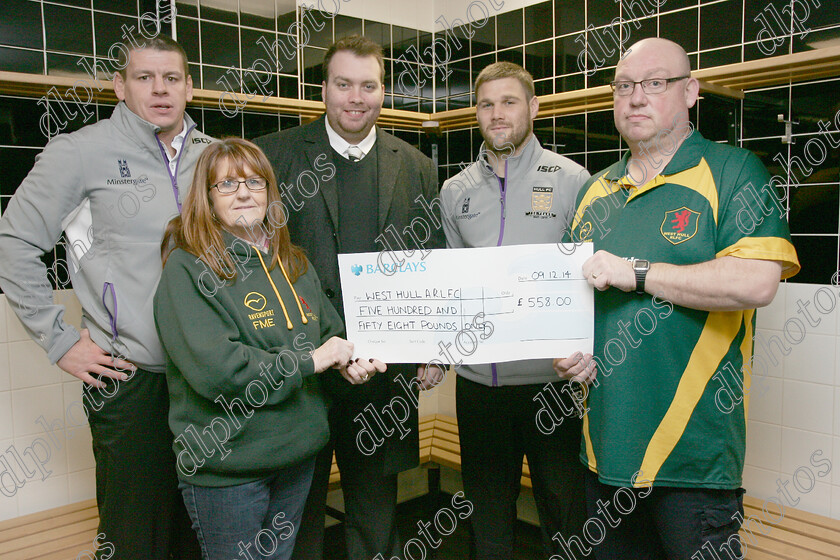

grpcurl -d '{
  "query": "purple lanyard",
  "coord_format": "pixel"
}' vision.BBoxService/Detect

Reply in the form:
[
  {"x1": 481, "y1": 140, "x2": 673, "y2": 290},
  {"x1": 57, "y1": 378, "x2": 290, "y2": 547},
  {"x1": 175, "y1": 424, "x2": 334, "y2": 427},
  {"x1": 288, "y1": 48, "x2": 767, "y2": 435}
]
[{"x1": 156, "y1": 124, "x2": 195, "y2": 214}]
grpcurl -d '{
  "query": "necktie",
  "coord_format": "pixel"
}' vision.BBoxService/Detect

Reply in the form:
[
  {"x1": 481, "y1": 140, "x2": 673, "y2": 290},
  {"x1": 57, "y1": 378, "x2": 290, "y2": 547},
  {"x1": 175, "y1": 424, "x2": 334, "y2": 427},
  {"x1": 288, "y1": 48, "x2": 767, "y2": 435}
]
[{"x1": 346, "y1": 145, "x2": 364, "y2": 162}]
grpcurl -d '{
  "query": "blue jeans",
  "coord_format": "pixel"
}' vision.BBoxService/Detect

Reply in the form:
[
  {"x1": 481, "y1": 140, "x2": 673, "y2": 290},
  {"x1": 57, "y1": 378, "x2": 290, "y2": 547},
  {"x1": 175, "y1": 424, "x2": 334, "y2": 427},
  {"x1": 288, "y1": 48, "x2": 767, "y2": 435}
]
[{"x1": 180, "y1": 458, "x2": 315, "y2": 560}]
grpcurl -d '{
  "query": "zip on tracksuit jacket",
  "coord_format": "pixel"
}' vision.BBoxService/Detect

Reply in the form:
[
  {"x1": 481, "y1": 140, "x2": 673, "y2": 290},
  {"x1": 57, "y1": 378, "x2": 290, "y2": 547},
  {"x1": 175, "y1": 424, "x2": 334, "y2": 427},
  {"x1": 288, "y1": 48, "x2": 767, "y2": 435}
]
[
  {"x1": 440, "y1": 135, "x2": 591, "y2": 386},
  {"x1": 0, "y1": 102, "x2": 214, "y2": 370},
  {"x1": 154, "y1": 233, "x2": 344, "y2": 486}
]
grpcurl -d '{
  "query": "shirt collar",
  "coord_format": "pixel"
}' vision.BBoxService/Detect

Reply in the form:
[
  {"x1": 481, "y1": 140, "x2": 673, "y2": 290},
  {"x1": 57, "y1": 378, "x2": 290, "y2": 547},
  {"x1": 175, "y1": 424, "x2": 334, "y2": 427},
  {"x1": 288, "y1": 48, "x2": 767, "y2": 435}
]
[
  {"x1": 324, "y1": 117, "x2": 377, "y2": 160},
  {"x1": 607, "y1": 130, "x2": 705, "y2": 183},
  {"x1": 166, "y1": 120, "x2": 189, "y2": 161}
]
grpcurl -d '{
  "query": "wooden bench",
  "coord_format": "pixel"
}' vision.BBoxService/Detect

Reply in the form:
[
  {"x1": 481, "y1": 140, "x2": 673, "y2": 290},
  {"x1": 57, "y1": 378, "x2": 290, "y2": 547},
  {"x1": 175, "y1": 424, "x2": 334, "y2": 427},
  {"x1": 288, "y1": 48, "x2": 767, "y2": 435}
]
[
  {"x1": 0, "y1": 500, "x2": 99, "y2": 560},
  {"x1": 740, "y1": 495, "x2": 840, "y2": 559},
  {"x1": 3, "y1": 414, "x2": 840, "y2": 559}
]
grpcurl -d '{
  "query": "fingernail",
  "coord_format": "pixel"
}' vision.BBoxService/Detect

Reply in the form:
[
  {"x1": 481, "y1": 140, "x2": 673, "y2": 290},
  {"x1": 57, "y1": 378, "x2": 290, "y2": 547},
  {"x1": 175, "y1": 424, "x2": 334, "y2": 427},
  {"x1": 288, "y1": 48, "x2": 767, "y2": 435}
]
[
  {"x1": 355, "y1": 358, "x2": 360, "y2": 363},
  {"x1": 369, "y1": 358, "x2": 374, "y2": 363}
]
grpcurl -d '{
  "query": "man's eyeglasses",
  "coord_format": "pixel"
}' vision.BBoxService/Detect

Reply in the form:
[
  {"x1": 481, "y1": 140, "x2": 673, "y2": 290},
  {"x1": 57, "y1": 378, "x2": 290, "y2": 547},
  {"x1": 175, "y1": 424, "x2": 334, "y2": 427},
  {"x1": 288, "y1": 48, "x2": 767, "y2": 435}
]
[
  {"x1": 610, "y1": 76, "x2": 690, "y2": 96},
  {"x1": 211, "y1": 177, "x2": 268, "y2": 194}
]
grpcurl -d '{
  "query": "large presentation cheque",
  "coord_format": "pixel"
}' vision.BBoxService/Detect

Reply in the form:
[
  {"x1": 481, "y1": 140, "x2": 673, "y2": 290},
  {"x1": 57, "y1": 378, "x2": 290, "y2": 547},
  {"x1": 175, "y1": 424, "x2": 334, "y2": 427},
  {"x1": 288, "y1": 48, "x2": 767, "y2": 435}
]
[{"x1": 337, "y1": 243, "x2": 593, "y2": 364}]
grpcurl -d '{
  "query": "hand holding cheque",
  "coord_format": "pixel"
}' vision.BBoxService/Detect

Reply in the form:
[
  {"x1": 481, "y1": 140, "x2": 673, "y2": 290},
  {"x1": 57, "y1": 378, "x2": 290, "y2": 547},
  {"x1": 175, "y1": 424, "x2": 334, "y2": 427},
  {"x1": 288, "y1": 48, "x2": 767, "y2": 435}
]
[{"x1": 338, "y1": 243, "x2": 594, "y2": 365}]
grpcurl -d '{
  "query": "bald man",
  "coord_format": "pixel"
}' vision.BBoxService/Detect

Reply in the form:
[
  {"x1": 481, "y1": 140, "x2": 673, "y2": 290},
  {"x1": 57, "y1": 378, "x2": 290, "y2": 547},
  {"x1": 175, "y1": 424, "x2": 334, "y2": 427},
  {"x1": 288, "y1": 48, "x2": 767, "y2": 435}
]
[{"x1": 564, "y1": 39, "x2": 800, "y2": 559}]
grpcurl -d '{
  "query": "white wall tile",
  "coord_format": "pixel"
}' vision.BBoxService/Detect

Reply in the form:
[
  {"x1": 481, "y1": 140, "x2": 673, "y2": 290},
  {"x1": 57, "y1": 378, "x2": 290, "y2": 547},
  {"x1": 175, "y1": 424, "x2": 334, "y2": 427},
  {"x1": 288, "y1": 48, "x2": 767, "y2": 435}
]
[
  {"x1": 812, "y1": 286, "x2": 839, "y2": 335},
  {"x1": 780, "y1": 427, "x2": 832, "y2": 475},
  {"x1": 8, "y1": 340, "x2": 62, "y2": 389},
  {"x1": 753, "y1": 329, "x2": 786, "y2": 378},
  {"x1": 836, "y1": 341, "x2": 840, "y2": 386},
  {"x1": 68, "y1": 468, "x2": 96, "y2": 503},
  {"x1": 782, "y1": 380, "x2": 833, "y2": 434},
  {"x1": 0, "y1": 488, "x2": 18, "y2": 522},
  {"x1": 66, "y1": 424, "x2": 94, "y2": 473},
  {"x1": 835, "y1": 388, "x2": 840, "y2": 436},
  {"x1": 0, "y1": 437, "x2": 25, "y2": 512},
  {"x1": 786, "y1": 283, "x2": 837, "y2": 336},
  {"x1": 742, "y1": 465, "x2": 781, "y2": 500},
  {"x1": 10, "y1": 385, "x2": 63, "y2": 438},
  {"x1": 788, "y1": 479, "x2": 832, "y2": 518},
  {"x1": 0, "y1": 344, "x2": 10, "y2": 392},
  {"x1": 756, "y1": 284, "x2": 786, "y2": 330},
  {"x1": 4, "y1": 302, "x2": 30, "y2": 343},
  {"x1": 62, "y1": 381, "x2": 89, "y2": 435},
  {"x1": 837, "y1": 291, "x2": 840, "y2": 334},
  {"x1": 832, "y1": 437, "x2": 840, "y2": 486},
  {"x1": 15, "y1": 473, "x2": 68, "y2": 516},
  {"x1": 831, "y1": 485, "x2": 840, "y2": 520},
  {"x1": 0, "y1": 438, "x2": 25, "y2": 496},
  {"x1": 746, "y1": 421, "x2": 781, "y2": 471},
  {"x1": 55, "y1": 289, "x2": 82, "y2": 329},
  {"x1": 0, "y1": 296, "x2": 8, "y2": 343},
  {"x1": 748, "y1": 375, "x2": 782, "y2": 425},
  {"x1": 13, "y1": 431, "x2": 68, "y2": 478},
  {"x1": 783, "y1": 333, "x2": 835, "y2": 385},
  {"x1": 0, "y1": 392, "x2": 13, "y2": 441}
]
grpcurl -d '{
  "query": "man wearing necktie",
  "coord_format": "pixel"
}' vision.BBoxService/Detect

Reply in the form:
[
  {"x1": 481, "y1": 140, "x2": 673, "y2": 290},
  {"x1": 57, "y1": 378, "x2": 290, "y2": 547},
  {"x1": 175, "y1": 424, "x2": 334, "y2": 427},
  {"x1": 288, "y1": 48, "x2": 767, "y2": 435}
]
[
  {"x1": 255, "y1": 35, "x2": 445, "y2": 560},
  {"x1": 346, "y1": 146, "x2": 363, "y2": 161}
]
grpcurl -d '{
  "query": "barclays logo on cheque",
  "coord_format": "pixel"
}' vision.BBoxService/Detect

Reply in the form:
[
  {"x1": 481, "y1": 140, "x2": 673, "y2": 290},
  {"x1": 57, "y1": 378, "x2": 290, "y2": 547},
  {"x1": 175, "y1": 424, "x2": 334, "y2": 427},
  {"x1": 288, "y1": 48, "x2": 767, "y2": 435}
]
[{"x1": 350, "y1": 262, "x2": 429, "y2": 276}]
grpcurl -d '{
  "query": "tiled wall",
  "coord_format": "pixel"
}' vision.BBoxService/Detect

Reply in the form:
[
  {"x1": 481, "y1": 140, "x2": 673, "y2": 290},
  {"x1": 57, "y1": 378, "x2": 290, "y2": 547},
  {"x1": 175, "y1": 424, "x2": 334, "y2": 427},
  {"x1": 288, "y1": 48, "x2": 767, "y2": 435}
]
[
  {"x1": 0, "y1": 292, "x2": 96, "y2": 521},
  {"x1": 1, "y1": 0, "x2": 840, "y2": 525},
  {"x1": 745, "y1": 283, "x2": 840, "y2": 518}
]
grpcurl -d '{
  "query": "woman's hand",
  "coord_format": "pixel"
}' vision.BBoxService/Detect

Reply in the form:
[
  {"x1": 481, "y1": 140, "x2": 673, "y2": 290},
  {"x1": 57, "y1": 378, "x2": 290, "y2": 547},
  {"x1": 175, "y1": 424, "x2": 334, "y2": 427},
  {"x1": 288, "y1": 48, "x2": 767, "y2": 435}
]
[
  {"x1": 311, "y1": 336, "x2": 355, "y2": 373},
  {"x1": 340, "y1": 358, "x2": 387, "y2": 385}
]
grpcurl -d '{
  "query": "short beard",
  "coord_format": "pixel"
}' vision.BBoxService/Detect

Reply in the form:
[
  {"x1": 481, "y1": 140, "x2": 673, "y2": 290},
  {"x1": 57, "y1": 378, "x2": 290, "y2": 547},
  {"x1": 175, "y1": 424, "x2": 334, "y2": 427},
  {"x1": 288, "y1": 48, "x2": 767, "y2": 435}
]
[{"x1": 482, "y1": 125, "x2": 533, "y2": 160}]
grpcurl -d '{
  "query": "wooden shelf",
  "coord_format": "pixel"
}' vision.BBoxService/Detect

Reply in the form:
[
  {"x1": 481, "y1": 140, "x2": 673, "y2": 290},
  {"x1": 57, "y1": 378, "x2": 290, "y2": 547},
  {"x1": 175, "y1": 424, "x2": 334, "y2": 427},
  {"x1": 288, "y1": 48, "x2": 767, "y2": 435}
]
[{"x1": 2, "y1": 45, "x2": 838, "y2": 133}]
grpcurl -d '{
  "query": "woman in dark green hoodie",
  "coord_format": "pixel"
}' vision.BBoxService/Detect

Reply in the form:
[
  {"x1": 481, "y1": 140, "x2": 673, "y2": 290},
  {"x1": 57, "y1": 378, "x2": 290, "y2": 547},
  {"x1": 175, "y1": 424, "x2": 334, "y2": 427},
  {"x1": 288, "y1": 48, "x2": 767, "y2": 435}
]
[{"x1": 154, "y1": 138, "x2": 384, "y2": 560}]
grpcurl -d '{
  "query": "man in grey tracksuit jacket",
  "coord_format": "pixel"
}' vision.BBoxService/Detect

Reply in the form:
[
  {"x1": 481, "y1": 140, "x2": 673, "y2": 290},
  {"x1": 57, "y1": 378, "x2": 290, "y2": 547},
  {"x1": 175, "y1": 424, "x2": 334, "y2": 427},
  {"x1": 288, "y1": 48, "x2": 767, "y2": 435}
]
[
  {"x1": 441, "y1": 134, "x2": 591, "y2": 385},
  {"x1": 0, "y1": 37, "x2": 212, "y2": 559},
  {"x1": 440, "y1": 61, "x2": 594, "y2": 559}
]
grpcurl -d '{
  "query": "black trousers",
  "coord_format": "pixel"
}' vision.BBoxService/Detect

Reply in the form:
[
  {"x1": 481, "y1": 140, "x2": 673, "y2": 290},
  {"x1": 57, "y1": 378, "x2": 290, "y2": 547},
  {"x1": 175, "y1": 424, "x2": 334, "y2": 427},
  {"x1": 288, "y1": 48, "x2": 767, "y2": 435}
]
[
  {"x1": 292, "y1": 404, "x2": 401, "y2": 560},
  {"x1": 456, "y1": 375, "x2": 587, "y2": 560},
  {"x1": 581, "y1": 470, "x2": 745, "y2": 560},
  {"x1": 84, "y1": 369, "x2": 200, "y2": 560}
]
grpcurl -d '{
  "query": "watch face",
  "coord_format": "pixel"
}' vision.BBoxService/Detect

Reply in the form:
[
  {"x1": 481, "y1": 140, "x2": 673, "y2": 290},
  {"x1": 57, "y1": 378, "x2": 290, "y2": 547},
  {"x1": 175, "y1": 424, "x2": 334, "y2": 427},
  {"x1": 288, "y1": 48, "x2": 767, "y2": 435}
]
[{"x1": 634, "y1": 259, "x2": 650, "y2": 270}]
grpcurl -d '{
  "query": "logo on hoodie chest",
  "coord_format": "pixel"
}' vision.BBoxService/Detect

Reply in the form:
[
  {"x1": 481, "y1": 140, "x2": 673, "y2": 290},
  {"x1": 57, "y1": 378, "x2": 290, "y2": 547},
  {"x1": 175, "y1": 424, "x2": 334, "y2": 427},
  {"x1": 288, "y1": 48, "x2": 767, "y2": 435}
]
[
  {"x1": 456, "y1": 197, "x2": 481, "y2": 221},
  {"x1": 245, "y1": 291, "x2": 276, "y2": 329},
  {"x1": 525, "y1": 186, "x2": 557, "y2": 219}
]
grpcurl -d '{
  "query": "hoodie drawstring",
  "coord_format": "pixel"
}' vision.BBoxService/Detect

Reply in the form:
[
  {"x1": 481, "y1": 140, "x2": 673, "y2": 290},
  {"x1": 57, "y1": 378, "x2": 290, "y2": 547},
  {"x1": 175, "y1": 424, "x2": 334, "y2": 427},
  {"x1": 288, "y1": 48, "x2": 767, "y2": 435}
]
[{"x1": 254, "y1": 250, "x2": 308, "y2": 329}]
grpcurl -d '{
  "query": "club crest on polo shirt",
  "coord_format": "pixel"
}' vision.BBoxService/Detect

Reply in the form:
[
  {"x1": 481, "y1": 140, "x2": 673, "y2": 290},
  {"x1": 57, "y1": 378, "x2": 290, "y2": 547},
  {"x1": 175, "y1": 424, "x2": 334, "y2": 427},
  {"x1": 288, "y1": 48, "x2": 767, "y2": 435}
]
[
  {"x1": 525, "y1": 186, "x2": 556, "y2": 219},
  {"x1": 661, "y1": 207, "x2": 700, "y2": 245}
]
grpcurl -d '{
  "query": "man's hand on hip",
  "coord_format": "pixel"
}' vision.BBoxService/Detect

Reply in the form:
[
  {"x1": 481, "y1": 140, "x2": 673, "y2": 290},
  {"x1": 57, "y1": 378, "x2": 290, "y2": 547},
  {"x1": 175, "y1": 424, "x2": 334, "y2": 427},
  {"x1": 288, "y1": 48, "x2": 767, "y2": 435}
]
[{"x1": 56, "y1": 329, "x2": 135, "y2": 388}]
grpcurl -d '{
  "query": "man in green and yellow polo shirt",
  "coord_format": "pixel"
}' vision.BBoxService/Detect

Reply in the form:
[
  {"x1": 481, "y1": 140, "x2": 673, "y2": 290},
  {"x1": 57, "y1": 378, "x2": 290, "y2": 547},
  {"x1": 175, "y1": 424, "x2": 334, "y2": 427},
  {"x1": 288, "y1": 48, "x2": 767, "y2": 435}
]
[{"x1": 564, "y1": 38, "x2": 800, "y2": 559}]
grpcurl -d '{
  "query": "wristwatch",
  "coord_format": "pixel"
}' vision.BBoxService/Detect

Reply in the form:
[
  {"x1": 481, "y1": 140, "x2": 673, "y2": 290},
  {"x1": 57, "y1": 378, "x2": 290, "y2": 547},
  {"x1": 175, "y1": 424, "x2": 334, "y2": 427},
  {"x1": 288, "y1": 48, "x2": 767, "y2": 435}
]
[{"x1": 632, "y1": 259, "x2": 650, "y2": 295}]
